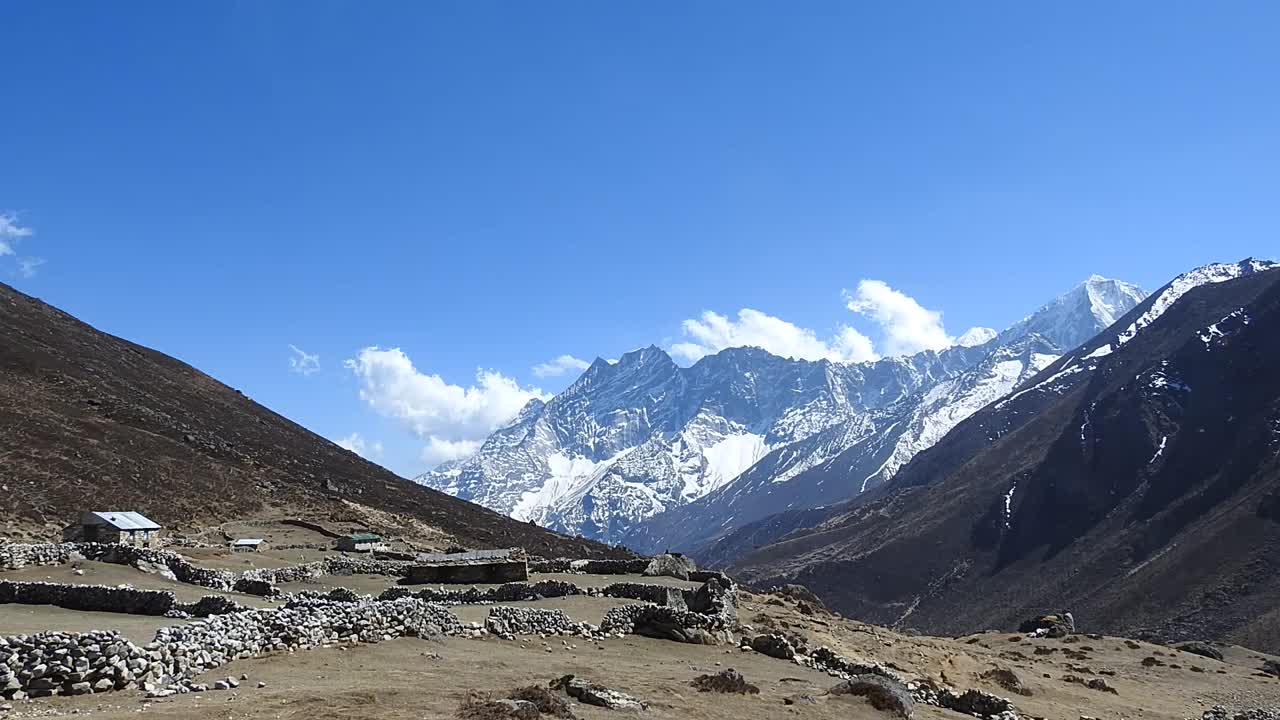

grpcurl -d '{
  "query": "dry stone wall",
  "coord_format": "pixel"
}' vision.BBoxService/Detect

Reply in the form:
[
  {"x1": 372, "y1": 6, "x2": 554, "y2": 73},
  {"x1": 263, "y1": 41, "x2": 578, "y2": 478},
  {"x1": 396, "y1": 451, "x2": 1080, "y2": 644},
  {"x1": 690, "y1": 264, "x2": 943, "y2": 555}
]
[
  {"x1": 0, "y1": 580, "x2": 250, "y2": 618},
  {"x1": 0, "y1": 543, "x2": 413, "y2": 598},
  {"x1": 483, "y1": 606, "x2": 598, "y2": 638},
  {"x1": 0, "y1": 598, "x2": 462, "y2": 700}
]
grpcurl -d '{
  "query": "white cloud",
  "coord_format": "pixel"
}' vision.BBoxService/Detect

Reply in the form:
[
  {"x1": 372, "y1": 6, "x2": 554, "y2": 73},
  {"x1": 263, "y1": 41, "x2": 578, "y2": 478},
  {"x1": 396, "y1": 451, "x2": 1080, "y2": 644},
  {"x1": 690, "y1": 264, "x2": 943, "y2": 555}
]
[
  {"x1": 532, "y1": 354, "x2": 591, "y2": 378},
  {"x1": 671, "y1": 309, "x2": 878, "y2": 364},
  {"x1": 335, "y1": 432, "x2": 383, "y2": 460},
  {"x1": 421, "y1": 437, "x2": 482, "y2": 466},
  {"x1": 17, "y1": 257, "x2": 45, "y2": 278},
  {"x1": 844, "y1": 280, "x2": 955, "y2": 357},
  {"x1": 0, "y1": 213, "x2": 33, "y2": 257},
  {"x1": 345, "y1": 347, "x2": 549, "y2": 467},
  {"x1": 288, "y1": 344, "x2": 320, "y2": 376}
]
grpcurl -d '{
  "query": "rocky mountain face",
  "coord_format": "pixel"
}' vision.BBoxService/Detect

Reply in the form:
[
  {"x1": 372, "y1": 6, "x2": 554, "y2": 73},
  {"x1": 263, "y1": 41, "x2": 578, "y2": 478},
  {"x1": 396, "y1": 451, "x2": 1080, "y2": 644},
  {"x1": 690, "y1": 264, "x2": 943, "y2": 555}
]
[
  {"x1": 418, "y1": 276, "x2": 1148, "y2": 552},
  {"x1": 0, "y1": 282, "x2": 625, "y2": 559},
  {"x1": 724, "y1": 260, "x2": 1280, "y2": 649}
]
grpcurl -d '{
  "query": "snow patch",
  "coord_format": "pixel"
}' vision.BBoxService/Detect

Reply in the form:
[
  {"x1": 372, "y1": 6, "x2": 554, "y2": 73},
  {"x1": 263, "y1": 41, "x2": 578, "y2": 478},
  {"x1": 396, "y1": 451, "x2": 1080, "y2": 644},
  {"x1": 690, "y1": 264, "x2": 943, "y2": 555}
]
[
  {"x1": 1149, "y1": 436, "x2": 1167, "y2": 464},
  {"x1": 1003, "y1": 483, "x2": 1017, "y2": 529}
]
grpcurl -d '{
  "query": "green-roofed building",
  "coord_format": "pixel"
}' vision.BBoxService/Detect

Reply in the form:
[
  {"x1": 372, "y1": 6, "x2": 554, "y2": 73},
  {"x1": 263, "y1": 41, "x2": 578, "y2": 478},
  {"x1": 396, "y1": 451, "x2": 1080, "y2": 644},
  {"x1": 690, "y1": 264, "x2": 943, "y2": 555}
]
[{"x1": 335, "y1": 532, "x2": 386, "y2": 553}]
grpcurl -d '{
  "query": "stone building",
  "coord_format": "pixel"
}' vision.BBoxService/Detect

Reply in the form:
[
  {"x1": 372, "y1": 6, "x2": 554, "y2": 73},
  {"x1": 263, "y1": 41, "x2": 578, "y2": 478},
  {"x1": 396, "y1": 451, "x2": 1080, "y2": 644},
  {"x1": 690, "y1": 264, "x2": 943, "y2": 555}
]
[
  {"x1": 406, "y1": 548, "x2": 528, "y2": 584},
  {"x1": 62, "y1": 511, "x2": 162, "y2": 546},
  {"x1": 335, "y1": 532, "x2": 386, "y2": 553}
]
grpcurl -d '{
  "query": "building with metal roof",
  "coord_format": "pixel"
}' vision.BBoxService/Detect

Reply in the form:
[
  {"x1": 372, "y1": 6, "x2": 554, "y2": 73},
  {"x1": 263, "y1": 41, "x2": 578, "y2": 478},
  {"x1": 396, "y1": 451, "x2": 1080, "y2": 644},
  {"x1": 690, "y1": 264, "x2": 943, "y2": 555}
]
[
  {"x1": 335, "y1": 532, "x2": 387, "y2": 553},
  {"x1": 62, "y1": 511, "x2": 162, "y2": 546}
]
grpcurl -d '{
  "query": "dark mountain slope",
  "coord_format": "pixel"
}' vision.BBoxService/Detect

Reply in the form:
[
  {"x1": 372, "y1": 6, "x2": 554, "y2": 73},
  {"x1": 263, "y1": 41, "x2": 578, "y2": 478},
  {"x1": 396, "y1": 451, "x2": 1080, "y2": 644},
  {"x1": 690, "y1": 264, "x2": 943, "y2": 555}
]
[
  {"x1": 0, "y1": 282, "x2": 625, "y2": 558},
  {"x1": 728, "y1": 266, "x2": 1280, "y2": 650}
]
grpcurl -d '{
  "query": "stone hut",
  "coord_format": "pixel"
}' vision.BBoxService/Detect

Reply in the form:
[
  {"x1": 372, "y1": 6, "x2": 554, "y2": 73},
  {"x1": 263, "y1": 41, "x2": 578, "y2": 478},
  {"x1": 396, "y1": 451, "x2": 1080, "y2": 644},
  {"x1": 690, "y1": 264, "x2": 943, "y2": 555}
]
[
  {"x1": 62, "y1": 511, "x2": 162, "y2": 546},
  {"x1": 335, "y1": 532, "x2": 387, "y2": 553},
  {"x1": 406, "y1": 548, "x2": 528, "y2": 584}
]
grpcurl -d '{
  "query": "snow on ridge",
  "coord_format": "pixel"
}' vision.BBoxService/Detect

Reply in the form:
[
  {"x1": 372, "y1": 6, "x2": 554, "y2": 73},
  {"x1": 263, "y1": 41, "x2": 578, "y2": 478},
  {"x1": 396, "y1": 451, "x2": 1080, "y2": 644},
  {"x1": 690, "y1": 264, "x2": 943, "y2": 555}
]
[{"x1": 1116, "y1": 260, "x2": 1272, "y2": 347}]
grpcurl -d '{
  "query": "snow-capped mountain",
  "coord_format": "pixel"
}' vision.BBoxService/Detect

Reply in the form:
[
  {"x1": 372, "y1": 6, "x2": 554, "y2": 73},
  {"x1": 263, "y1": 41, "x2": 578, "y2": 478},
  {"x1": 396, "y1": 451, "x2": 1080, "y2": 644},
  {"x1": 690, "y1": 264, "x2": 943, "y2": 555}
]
[
  {"x1": 623, "y1": 278, "x2": 1147, "y2": 555},
  {"x1": 715, "y1": 260, "x2": 1280, "y2": 647},
  {"x1": 416, "y1": 275, "x2": 1149, "y2": 548}
]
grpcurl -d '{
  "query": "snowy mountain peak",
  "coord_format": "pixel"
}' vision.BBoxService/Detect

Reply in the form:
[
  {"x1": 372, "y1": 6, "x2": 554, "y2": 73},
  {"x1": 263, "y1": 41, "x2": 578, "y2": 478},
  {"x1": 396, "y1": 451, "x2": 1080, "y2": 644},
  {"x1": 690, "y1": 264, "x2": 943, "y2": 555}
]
[
  {"x1": 998, "y1": 276, "x2": 1148, "y2": 351},
  {"x1": 956, "y1": 327, "x2": 999, "y2": 347},
  {"x1": 1082, "y1": 275, "x2": 1148, "y2": 327},
  {"x1": 415, "y1": 273, "x2": 1150, "y2": 547}
]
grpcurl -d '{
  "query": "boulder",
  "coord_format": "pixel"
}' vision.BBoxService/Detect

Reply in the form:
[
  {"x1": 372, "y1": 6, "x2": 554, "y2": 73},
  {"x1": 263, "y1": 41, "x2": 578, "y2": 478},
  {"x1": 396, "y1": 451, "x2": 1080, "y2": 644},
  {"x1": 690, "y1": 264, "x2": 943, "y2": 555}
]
[
  {"x1": 1017, "y1": 614, "x2": 1072, "y2": 638},
  {"x1": 750, "y1": 633, "x2": 796, "y2": 660},
  {"x1": 642, "y1": 553, "x2": 697, "y2": 580},
  {"x1": 830, "y1": 674, "x2": 913, "y2": 718},
  {"x1": 1178, "y1": 641, "x2": 1225, "y2": 662}
]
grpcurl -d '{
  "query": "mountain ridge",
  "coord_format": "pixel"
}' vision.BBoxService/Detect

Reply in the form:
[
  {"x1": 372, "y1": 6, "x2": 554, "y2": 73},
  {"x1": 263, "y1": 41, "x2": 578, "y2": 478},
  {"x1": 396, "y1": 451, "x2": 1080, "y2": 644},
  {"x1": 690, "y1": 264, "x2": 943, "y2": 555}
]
[
  {"x1": 417, "y1": 275, "x2": 1149, "y2": 552},
  {"x1": 719, "y1": 260, "x2": 1280, "y2": 649}
]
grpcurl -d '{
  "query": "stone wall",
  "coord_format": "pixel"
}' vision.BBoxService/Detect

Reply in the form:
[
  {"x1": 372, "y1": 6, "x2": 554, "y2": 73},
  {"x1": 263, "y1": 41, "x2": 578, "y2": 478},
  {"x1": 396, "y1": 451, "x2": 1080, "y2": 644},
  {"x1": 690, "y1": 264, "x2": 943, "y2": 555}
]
[
  {"x1": 0, "y1": 580, "x2": 251, "y2": 619},
  {"x1": 0, "y1": 543, "x2": 414, "y2": 598},
  {"x1": 0, "y1": 581, "x2": 176, "y2": 616},
  {"x1": 601, "y1": 582, "x2": 685, "y2": 607},
  {"x1": 483, "y1": 606, "x2": 597, "y2": 638},
  {"x1": 388, "y1": 579, "x2": 582, "y2": 605},
  {"x1": 528, "y1": 558, "x2": 650, "y2": 575},
  {"x1": 0, "y1": 598, "x2": 462, "y2": 700}
]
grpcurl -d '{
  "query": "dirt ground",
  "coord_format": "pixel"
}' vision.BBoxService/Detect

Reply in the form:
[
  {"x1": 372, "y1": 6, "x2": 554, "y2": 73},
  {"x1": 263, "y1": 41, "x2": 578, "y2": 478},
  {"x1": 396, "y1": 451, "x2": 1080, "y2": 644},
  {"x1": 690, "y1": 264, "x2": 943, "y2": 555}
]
[{"x1": 5, "y1": 564, "x2": 1280, "y2": 719}]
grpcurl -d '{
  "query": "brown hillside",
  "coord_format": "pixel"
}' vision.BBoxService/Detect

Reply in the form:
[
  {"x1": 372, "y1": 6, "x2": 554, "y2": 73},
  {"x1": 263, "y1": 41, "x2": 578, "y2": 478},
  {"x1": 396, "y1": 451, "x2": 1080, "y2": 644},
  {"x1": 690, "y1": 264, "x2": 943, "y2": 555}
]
[{"x1": 0, "y1": 282, "x2": 626, "y2": 558}]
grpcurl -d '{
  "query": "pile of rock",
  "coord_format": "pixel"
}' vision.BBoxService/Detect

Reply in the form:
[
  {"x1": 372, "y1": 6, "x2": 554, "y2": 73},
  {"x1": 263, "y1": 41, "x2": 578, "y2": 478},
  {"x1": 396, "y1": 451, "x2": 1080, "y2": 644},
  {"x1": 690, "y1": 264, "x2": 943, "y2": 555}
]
[
  {"x1": 1, "y1": 630, "x2": 143, "y2": 699},
  {"x1": 484, "y1": 607, "x2": 599, "y2": 639}
]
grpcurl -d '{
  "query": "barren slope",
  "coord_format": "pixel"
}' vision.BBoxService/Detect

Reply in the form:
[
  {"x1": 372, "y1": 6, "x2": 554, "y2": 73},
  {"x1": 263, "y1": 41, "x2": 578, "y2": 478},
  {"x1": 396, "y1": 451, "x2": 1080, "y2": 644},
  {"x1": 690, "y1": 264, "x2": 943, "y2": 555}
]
[{"x1": 0, "y1": 282, "x2": 625, "y2": 558}]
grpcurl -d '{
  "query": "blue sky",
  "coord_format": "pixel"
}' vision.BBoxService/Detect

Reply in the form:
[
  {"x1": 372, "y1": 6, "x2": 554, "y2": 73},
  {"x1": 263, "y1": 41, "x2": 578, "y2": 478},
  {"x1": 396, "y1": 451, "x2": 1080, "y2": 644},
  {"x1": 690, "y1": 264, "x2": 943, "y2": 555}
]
[{"x1": 2, "y1": 2, "x2": 1277, "y2": 477}]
